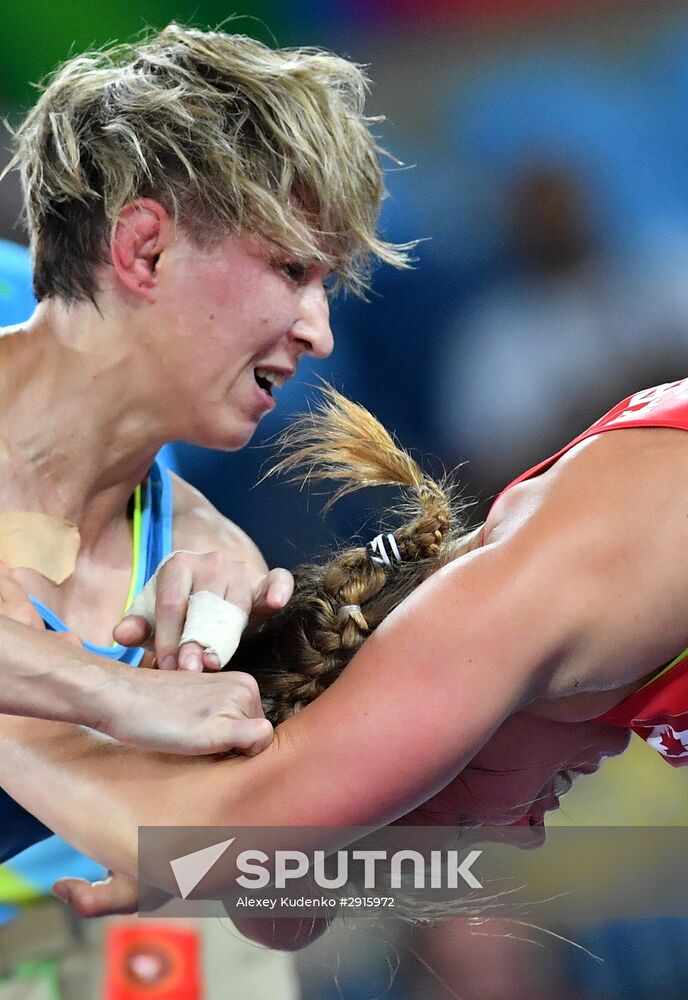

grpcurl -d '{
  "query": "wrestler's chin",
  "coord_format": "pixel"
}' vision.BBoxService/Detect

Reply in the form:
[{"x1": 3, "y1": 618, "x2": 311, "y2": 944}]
[{"x1": 190, "y1": 414, "x2": 263, "y2": 452}]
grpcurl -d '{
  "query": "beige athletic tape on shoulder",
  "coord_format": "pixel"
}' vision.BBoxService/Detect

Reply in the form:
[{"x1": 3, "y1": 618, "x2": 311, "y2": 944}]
[{"x1": 0, "y1": 512, "x2": 80, "y2": 584}]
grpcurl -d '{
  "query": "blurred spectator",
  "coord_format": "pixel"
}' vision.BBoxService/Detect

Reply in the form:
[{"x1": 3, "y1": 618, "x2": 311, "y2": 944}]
[{"x1": 434, "y1": 162, "x2": 688, "y2": 506}]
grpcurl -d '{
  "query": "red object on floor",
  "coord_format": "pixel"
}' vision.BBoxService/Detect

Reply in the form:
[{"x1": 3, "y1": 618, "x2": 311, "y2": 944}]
[{"x1": 104, "y1": 923, "x2": 202, "y2": 999}]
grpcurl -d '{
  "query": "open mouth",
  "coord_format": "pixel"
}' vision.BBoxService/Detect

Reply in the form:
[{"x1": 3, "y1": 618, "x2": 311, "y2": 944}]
[{"x1": 254, "y1": 368, "x2": 287, "y2": 397}]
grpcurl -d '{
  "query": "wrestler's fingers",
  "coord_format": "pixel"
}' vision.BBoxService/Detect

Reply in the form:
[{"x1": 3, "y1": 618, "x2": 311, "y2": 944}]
[
  {"x1": 215, "y1": 716, "x2": 274, "y2": 755},
  {"x1": 178, "y1": 592, "x2": 248, "y2": 671},
  {"x1": 177, "y1": 640, "x2": 207, "y2": 672},
  {"x1": 152, "y1": 557, "x2": 194, "y2": 670},
  {"x1": 155, "y1": 553, "x2": 252, "y2": 669},
  {"x1": 196, "y1": 561, "x2": 253, "y2": 611},
  {"x1": 177, "y1": 642, "x2": 222, "y2": 672},
  {"x1": 115, "y1": 551, "x2": 261, "y2": 669},
  {"x1": 201, "y1": 647, "x2": 222, "y2": 671},
  {"x1": 249, "y1": 568, "x2": 294, "y2": 624},
  {"x1": 177, "y1": 557, "x2": 253, "y2": 671},
  {"x1": 113, "y1": 614, "x2": 151, "y2": 648},
  {"x1": 53, "y1": 873, "x2": 139, "y2": 917}
]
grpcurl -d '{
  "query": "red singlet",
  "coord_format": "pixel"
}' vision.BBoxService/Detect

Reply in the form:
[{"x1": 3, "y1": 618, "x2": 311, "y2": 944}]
[{"x1": 495, "y1": 379, "x2": 688, "y2": 766}]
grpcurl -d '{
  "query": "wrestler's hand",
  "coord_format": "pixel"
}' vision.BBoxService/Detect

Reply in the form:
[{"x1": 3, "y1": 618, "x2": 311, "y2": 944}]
[
  {"x1": 53, "y1": 873, "x2": 333, "y2": 950},
  {"x1": 0, "y1": 564, "x2": 45, "y2": 631},
  {"x1": 104, "y1": 665, "x2": 274, "y2": 755},
  {"x1": 53, "y1": 871, "x2": 141, "y2": 917},
  {"x1": 0, "y1": 561, "x2": 81, "y2": 646},
  {"x1": 113, "y1": 551, "x2": 293, "y2": 672},
  {"x1": 0, "y1": 559, "x2": 271, "y2": 754}
]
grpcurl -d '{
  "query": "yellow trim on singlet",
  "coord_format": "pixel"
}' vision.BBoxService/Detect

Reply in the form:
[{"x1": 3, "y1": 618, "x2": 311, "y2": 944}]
[
  {"x1": 122, "y1": 482, "x2": 142, "y2": 615},
  {"x1": 636, "y1": 643, "x2": 688, "y2": 693},
  {"x1": 0, "y1": 867, "x2": 41, "y2": 905},
  {"x1": 110, "y1": 482, "x2": 143, "y2": 645}
]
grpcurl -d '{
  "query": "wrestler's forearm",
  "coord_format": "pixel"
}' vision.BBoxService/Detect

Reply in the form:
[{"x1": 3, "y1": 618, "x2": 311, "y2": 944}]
[
  {"x1": 0, "y1": 616, "x2": 123, "y2": 727},
  {"x1": 0, "y1": 543, "x2": 555, "y2": 879},
  {"x1": 0, "y1": 437, "x2": 676, "y2": 889},
  {"x1": 0, "y1": 714, "x2": 220, "y2": 876}
]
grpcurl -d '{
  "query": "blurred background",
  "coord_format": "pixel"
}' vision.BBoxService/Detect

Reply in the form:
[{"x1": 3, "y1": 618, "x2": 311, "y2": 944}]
[{"x1": 3, "y1": 1, "x2": 688, "y2": 998}]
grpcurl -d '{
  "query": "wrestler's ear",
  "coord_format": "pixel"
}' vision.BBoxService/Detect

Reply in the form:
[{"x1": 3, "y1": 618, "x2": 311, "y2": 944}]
[{"x1": 110, "y1": 199, "x2": 172, "y2": 304}]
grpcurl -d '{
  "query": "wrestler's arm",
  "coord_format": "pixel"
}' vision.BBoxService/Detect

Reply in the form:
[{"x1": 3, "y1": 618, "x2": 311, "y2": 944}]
[
  {"x1": 0, "y1": 611, "x2": 122, "y2": 725},
  {"x1": 0, "y1": 430, "x2": 686, "y2": 874},
  {"x1": 0, "y1": 536, "x2": 554, "y2": 878}
]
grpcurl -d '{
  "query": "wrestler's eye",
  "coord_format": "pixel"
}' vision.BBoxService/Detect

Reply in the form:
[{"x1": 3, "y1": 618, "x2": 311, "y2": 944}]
[{"x1": 280, "y1": 259, "x2": 310, "y2": 284}]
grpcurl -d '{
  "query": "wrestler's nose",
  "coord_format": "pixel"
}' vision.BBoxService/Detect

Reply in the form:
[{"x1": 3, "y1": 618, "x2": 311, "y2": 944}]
[{"x1": 291, "y1": 281, "x2": 333, "y2": 359}]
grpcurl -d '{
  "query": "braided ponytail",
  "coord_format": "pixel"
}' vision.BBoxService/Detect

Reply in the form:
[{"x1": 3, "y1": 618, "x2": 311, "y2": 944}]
[
  {"x1": 232, "y1": 386, "x2": 469, "y2": 724},
  {"x1": 271, "y1": 384, "x2": 456, "y2": 560}
]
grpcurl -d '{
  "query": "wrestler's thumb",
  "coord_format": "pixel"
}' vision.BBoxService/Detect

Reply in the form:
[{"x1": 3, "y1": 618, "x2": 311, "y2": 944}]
[
  {"x1": 216, "y1": 717, "x2": 274, "y2": 756},
  {"x1": 52, "y1": 874, "x2": 138, "y2": 917}
]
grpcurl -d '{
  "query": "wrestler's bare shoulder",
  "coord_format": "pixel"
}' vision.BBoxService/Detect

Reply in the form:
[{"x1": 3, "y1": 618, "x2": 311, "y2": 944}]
[
  {"x1": 478, "y1": 426, "x2": 688, "y2": 716},
  {"x1": 169, "y1": 472, "x2": 267, "y2": 573},
  {"x1": 484, "y1": 424, "x2": 688, "y2": 542}
]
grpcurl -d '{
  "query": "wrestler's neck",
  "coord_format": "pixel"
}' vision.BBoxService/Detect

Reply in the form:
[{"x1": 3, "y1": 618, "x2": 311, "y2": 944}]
[{"x1": 0, "y1": 295, "x2": 174, "y2": 544}]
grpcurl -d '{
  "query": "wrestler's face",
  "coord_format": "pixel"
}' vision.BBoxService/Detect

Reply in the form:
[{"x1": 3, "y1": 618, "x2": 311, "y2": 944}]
[
  {"x1": 403, "y1": 714, "x2": 630, "y2": 845},
  {"x1": 154, "y1": 231, "x2": 333, "y2": 449}
]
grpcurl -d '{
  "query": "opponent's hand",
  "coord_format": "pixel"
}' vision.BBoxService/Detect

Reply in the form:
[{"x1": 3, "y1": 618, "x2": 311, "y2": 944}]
[
  {"x1": 102, "y1": 665, "x2": 274, "y2": 755},
  {"x1": 113, "y1": 551, "x2": 293, "y2": 672}
]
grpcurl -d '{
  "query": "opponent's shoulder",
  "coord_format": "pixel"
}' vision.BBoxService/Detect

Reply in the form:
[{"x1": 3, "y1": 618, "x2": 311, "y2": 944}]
[
  {"x1": 486, "y1": 423, "x2": 688, "y2": 543},
  {"x1": 168, "y1": 472, "x2": 267, "y2": 572},
  {"x1": 483, "y1": 426, "x2": 688, "y2": 699}
]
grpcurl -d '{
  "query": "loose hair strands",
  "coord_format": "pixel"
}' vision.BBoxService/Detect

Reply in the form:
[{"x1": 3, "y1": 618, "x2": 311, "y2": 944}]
[{"x1": 4, "y1": 23, "x2": 414, "y2": 302}]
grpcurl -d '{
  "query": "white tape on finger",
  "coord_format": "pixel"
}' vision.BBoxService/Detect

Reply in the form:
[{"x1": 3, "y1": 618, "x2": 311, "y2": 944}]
[
  {"x1": 180, "y1": 591, "x2": 248, "y2": 667},
  {"x1": 125, "y1": 552, "x2": 249, "y2": 666},
  {"x1": 127, "y1": 574, "x2": 157, "y2": 628}
]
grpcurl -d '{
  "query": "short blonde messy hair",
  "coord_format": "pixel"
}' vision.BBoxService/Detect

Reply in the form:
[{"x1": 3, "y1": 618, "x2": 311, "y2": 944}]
[{"x1": 6, "y1": 23, "x2": 411, "y2": 302}]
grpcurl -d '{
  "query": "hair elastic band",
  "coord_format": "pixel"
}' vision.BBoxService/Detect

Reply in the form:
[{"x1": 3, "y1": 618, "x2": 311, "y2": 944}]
[
  {"x1": 367, "y1": 532, "x2": 401, "y2": 568},
  {"x1": 337, "y1": 603, "x2": 369, "y2": 629},
  {"x1": 339, "y1": 604, "x2": 361, "y2": 616}
]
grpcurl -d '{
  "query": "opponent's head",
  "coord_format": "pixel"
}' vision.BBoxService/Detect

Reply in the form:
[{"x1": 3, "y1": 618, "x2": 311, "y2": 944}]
[
  {"x1": 233, "y1": 387, "x2": 629, "y2": 838},
  {"x1": 7, "y1": 23, "x2": 409, "y2": 303},
  {"x1": 232, "y1": 385, "x2": 468, "y2": 722}
]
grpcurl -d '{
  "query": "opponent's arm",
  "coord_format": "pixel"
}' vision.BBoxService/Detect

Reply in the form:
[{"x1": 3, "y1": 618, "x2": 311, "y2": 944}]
[
  {"x1": 0, "y1": 531, "x2": 575, "y2": 877},
  {"x1": 2, "y1": 431, "x2": 686, "y2": 874}
]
